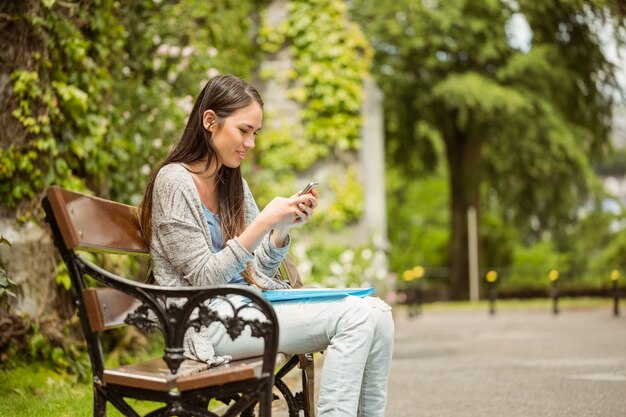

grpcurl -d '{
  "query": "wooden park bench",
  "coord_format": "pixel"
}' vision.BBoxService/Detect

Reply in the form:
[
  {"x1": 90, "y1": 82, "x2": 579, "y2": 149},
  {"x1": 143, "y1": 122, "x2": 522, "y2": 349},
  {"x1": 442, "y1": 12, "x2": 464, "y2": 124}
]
[{"x1": 42, "y1": 186, "x2": 315, "y2": 417}]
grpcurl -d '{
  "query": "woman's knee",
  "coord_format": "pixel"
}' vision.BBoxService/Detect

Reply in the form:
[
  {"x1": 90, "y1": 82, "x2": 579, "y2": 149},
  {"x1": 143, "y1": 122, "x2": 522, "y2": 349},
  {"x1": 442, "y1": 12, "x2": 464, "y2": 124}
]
[
  {"x1": 364, "y1": 297, "x2": 395, "y2": 342},
  {"x1": 339, "y1": 296, "x2": 379, "y2": 336}
]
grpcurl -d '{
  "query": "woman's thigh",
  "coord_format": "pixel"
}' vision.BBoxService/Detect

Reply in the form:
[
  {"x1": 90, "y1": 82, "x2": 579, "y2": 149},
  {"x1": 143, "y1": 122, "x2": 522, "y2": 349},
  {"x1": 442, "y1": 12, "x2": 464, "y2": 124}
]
[{"x1": 211, "y1": 296, "x2": 371, "y2": 359}]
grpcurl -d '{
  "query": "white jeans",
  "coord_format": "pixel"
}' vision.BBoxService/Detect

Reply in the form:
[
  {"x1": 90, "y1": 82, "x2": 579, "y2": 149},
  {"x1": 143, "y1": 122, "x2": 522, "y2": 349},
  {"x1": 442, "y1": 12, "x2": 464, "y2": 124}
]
[{"x1": 210, "y1": 296, "x2": 394, "y2": 417}]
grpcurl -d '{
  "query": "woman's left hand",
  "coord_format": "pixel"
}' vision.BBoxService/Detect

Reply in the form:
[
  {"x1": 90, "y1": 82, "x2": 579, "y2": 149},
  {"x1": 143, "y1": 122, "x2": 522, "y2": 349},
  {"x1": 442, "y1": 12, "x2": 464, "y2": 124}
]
[
  {"x1": 271, "y1": 188, "x2": 318, "y2": 246},
  {"x1": 292, "y1": 187, "x2": 318, "y2": 227}
]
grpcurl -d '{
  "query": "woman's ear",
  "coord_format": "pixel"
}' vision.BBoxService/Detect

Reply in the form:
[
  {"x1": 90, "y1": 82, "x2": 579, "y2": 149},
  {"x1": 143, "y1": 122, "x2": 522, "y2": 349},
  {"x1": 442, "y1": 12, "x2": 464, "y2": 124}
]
[{"x1": 202, "y1": 110, "x2": 217, "y2": 132}]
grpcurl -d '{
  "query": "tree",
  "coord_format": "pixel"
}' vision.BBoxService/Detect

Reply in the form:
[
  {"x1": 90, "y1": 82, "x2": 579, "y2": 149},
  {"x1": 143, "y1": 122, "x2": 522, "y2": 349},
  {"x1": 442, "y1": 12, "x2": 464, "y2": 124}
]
[{"x1": 351, "y1": 0, "x2": 625, "y2": 299}]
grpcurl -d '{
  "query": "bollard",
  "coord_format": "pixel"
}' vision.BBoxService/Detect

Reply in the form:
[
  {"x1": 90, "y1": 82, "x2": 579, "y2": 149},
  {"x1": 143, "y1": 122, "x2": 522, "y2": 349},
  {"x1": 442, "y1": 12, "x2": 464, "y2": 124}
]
[
  {"x1": 549, "y1": 269, "x2": 559, "y2": 315},
  {"x1": 486, "y1": 270, "x2": 498, "y2": 316},
  {"x1": 414, "y1": 276, "x2": 424, "y2": 317},
  {"x1": 412, "y1": 266, "x2": 425, "y2": 317},
  {"x1": 611, "y1": 270, "x2": 620, "y2": 317},
  {"x1": 403, "y1": 266, "x2": 425, "y2": 318}
]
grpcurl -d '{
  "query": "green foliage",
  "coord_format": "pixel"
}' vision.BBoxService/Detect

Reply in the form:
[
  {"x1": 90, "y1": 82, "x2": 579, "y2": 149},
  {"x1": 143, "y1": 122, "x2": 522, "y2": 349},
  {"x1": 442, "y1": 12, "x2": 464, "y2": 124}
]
[
  {"x1": 352, "y1": 0, "x2": 626, "y2": 296},
  {"x1": 1, "y1": 3, "x2": 123, "y2": 211},
  {"x1": 595, "y1": 146, "x2": 626, "y2": 177},
  {"x1": 253, "y1": 0, "x2": 371, "y2": 228},
  {"x1": 588, "y1": 224, "x2": 626, "y2": 285},
  {"x1": 324, "y1": 167, "x2": 365, "y2": 230},
  {"x1": 480, "y1": 207, "x2": 516, "y2": 268},
  {"x1": 503, "y1": 241, "x2": 570, "y2": 292},
  {"x1": 107, "y1": 0, "x2": 268, "y2": 204},
  {"x1": 1, "y1": 312, "x2": 91, "y2": 382},
  {"x1": 290, "y1": 237, "x2": 388, "y2": 289},
  {"x1": 259, "y1": 0, "x2": 371, "y2": 155},
  {"x1": 432, "y1": 72, "x2": 532, "y2": 130},
  {"x1": 4, "y1": 0, "x2": 369, "y2": 243},
  {"x1": 25, "y1": 323, "x2": 91, "y2": 381},
  {"x1": 1, "y1": 0, "x2": 268, "y2": 212},
  {"x1": 386, "y1": 170, "x2": 450, "y2": 274}
]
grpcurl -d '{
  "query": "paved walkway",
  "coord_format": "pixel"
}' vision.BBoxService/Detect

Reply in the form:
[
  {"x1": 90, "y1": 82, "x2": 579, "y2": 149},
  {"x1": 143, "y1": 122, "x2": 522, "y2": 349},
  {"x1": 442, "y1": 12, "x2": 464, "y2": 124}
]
[
  {"x1": 387, "y1": 307, "x2": 626, "y2": 417},
  {"x1": 277, "y1": 305, "x2": 626, "y2": 416}
]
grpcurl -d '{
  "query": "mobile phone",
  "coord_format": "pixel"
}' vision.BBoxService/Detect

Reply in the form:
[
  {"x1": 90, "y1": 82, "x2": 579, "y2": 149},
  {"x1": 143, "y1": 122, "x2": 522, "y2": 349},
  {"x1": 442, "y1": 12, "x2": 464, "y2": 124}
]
[{"x1": 300, "y1": 181, "x2": 319, "y2": 195}]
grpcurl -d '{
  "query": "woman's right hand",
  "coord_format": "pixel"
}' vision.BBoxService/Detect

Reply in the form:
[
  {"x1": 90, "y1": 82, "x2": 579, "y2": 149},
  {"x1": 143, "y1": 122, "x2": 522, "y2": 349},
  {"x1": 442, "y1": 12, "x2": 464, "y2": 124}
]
[
  {"x1": 237, "y1": 190, "x2": 318, "y2": 252},
  {"x1": 260, "y1": 189, "x2": 318, "y2": 231}
]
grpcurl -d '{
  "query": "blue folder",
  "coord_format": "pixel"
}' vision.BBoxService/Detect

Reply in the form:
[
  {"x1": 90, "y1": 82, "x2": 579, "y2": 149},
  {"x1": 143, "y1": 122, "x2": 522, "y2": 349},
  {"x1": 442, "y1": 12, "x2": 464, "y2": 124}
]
[{"x1": 262, "y1": 287, "x2": 374, "y2": 302}]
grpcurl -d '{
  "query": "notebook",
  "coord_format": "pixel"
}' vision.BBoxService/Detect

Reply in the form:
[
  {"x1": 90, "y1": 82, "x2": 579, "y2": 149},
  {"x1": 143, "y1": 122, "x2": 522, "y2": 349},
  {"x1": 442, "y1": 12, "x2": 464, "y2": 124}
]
[{"x1": 262, "y1": 287, "x2": 374, "y2": 302}]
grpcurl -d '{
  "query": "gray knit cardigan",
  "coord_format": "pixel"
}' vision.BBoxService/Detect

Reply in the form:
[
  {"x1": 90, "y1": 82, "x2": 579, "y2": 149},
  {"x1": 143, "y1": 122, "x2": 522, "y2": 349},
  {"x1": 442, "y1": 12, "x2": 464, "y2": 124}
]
[{"x1": 150, "y1": 163, "x2": 290, "y2": 363}]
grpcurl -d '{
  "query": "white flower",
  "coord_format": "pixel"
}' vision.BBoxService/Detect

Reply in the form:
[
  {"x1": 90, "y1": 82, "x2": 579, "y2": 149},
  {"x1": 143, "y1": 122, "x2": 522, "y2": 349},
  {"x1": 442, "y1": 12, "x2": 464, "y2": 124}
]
[
  {"x1": 207, "y1": 68, "x2": 220, "y2": 78},
  {"x1": 325, "y1": 276, "x2": 339, "y2": 287},
  {"x1": 177, "y1": 95, "x2": 194, "y2": 114},
  {"x1": 376, "y1": 268, "x2": 387, "y2": 280},
  {"x1": 153, "y1": 138, "x2": 162, "y2": 149},
  {"x1": 169, "y1": 45, "x2": 181, "y2": 57},
  {"x1": 374, "y1": 250, "x2": 387, "y2": 264},
  {"x1": 141, "y1": 164, "x2": 151, "y2": 176},
  {"x1": 330, "y1": 262, "x2": 343, "y2": 275},
  {"x1": 299, "y1": 260, "x2": 313, "y2": 276},
  {"x1": 361, "y1": 248, "x2": 373, "y2": 260},
  {"x1": 207, "y1": 47, "x2": 218, "y2": 57},
  {"x1": 182, "y1": 46, "x2": 194, "y2": 57},
  {"x1": 292, "y1": 242, "x2": 309, "y2": 259},
  {"x1": 152, "y1": 35, "x2": 161, "y2": 45},
  {"x1": 164, "y1": 120, "x2": 175, "y2": 131},
  {"x1": 340, "y1": 250, "x2": 354, "y2": 264},
  {"x1": 156, "y1": 44, "x2": 169, "y2": 56}
]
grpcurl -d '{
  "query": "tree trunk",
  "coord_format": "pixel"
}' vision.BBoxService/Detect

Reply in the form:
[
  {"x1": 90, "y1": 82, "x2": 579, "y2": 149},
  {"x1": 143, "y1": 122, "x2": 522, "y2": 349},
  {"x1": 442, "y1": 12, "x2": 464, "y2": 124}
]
[
  {"x1": 0, "y1": 0, "x2": 43, "y2": 149},
  {"x1": 443, "y1": 124, "x2": 482, "y2": 300}
]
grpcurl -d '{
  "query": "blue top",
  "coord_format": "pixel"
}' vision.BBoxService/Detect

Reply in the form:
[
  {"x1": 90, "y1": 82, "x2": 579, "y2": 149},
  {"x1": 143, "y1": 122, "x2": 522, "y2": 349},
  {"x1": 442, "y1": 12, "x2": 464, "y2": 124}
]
[{"x1": 201, "y1": 205, "x2": 246, "y2": 285}]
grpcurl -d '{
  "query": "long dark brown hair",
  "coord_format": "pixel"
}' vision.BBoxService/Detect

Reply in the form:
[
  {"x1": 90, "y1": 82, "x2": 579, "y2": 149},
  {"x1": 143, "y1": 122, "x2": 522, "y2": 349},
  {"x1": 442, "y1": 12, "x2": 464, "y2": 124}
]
[{"x1": 139, "y1": 74, "x2": 263, "y2": 247}]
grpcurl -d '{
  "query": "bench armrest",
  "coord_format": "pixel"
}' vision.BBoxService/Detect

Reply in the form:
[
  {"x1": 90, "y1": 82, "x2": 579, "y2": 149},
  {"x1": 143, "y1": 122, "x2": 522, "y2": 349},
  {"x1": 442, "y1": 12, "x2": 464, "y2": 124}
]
[{"x1": 75, "y1": 255, "x2": 279, "y2": 376}]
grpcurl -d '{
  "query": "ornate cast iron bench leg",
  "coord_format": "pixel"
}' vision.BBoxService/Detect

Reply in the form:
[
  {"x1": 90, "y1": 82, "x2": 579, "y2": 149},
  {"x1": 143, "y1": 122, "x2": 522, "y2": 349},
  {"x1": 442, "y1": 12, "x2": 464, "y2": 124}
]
[{"x1": 273, "y1": 353, "x2": 316, "y2": 417}]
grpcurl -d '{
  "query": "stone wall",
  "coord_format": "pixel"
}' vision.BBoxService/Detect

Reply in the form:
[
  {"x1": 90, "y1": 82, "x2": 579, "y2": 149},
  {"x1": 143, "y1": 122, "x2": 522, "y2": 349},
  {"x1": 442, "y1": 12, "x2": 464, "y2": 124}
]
[{"x1": 0, "y1": 216, "x2": 59, "y2": 317}]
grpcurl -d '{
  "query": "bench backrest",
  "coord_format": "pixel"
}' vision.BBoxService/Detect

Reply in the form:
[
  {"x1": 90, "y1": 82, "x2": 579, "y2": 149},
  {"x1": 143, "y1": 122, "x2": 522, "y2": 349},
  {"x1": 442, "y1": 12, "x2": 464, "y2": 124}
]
[
  {"x1": 45, "y1": 186, "x2": 148, "y2": 255},
  {"x1": 42, "y1": 186, "x2": 155, "y2": 377}
]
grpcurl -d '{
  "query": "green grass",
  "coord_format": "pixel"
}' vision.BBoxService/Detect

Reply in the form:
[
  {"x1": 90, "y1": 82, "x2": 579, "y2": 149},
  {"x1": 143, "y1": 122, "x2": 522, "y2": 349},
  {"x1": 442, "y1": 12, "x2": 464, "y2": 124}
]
[
  {"x1": 0, "y1": 364, "x2": 160, "y2": 417},
  {"x1": 0, "y1": 365, "x2": 91, "y2": 417}
]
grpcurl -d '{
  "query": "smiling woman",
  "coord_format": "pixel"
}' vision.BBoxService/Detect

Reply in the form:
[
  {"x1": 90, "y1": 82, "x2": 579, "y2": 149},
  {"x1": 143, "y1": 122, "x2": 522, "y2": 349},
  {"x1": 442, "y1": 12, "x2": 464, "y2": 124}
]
[{"x1": 137, "y1": 74, "x2": 394, "y2": 417}]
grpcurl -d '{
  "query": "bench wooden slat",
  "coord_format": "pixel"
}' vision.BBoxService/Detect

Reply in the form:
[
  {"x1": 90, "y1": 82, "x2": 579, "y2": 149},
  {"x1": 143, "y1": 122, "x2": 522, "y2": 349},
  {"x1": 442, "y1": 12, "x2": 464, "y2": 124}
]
[
  {"x1": 177, "y1": 357, "x2": 263, "y2": 391},
  {"x1": 83, "y1": 288, "x2": 143, "y2": 332},
  {"x1": 102, "y1": 357, "x2": 262, "y2": 392},
  {"x1": 46, "y1": 186, "x2": 148, "y2": 254}
]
